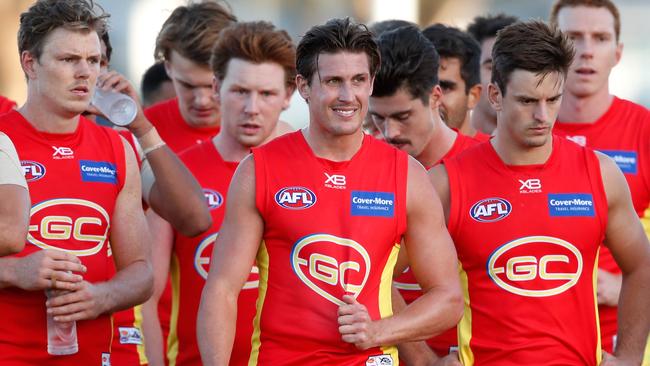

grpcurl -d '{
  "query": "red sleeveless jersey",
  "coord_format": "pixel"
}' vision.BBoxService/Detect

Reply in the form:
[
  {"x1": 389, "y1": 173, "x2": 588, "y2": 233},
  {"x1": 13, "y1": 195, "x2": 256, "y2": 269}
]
[
  {"x1": 553, "y1": 96, "x2": 650, "y2": 352},
  {"x1": 0, "y1": 95, "x2": 16, "y2": 115},
  {"x1": 250, "y1": 131, "x2": 407, "y2": 365},
  {"x1": 473, "y1": 130, "x2": 491, "y2": 143},
  {"x1": 393, "y1": 132, "x2": 479, "y2": 356},
  {"x1": 144, "y1": 98, "x2": 220, "y2": 153},
  {"x1": 445, "y1": 136, "x2": 607, "y2": 366},
  {"x1": 168, "y1": 140, "x2": 258, "y2": 366},
  {"x1": 0, "y1": 111, "x2": 126, "y2": 365}
]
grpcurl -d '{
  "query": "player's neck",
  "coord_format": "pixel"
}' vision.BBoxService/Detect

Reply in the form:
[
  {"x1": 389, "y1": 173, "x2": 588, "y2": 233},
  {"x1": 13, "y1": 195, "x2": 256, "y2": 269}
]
[
  {"x1": 557, "y1": 88, "x2": 614, "y2": 123},
  {"x1": 19, "y1": 98, "x2": 80, "y2": 134},
  {"x1": 491, "y1": 132, "x2": 553, "y2": 166},
  {"x1": 302, "y1": 125, "x2": 364, "y2": 162},
  {"x1": 457, "y1": 113, "x2": 477, "y2": 137},
  {"x1": 212, "y1": 133, "x2": 251, "y2": 163},
  {"x1": 417, "y1": 118, "x2": 456, "y2": 168},
  {"x1": 470, "y1": 107, "x2": 496, "y2": 135}
]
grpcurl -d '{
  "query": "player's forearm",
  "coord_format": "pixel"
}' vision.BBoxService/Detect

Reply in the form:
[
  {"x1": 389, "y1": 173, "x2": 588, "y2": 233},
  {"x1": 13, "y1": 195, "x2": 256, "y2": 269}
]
[
  {"x1": 141, "y1": 298, "x2": 165, "y2": 366},
  {"x1": 100, "y1": 260, "x2": 153, "y2": 313},
  {"x1": 0, "y1": 257, "x2": 18, "y2": 288},
  {"x1": 614, "y1": 264, "x2": 650, "y2": 364},
  {"x1": 148, "y1": 148, "x2": 212, "y2": 237},
  {"x1": 391, "y1": 286, "x2": 439, "y2": 365},
  {"x1": 197, "y1": 286, "x2": 238, "y2": 366},
  {"x1": 375, "y1": 285, "x2": 463, "y2": 346}
]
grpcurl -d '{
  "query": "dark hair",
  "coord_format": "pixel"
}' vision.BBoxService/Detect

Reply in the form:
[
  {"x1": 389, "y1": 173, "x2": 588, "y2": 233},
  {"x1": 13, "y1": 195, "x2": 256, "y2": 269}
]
[
  {"x1": 141, "y1": 62, "x2": 171, "y2": 106},
  {"x1": 492, "y1": 20, "x2": 574, "y2": 96},
  {"x1": 550, "y1": 0, "x2": 620, "y2": 41},
  {"x1": 369, "y1": 19, "x2": 418, "y2": 37},
  {"x1": 296, "y1": 17, "x2": 380, "y2": 85},
  {"x1": 210, "y1": 21, "x2": 296, "y2": 90},
  {"x1": 372, "y1": 26, "x2": 438, "y2": 104},
  {"x1": 100, "y1": 30, "x2": 112, "y2": 64},
  {"x1": 422, "y1": 24, "x2": 480, "y2": 92},
  {"x1": 18, "y1": 0, "x2": 108, "y2": 60},
  {"x1": 154, "y1": 1, "x2": 237, "y2": 65},
  {"x1": 467, "y1": 13, "x2": 518, "y2": 44}
]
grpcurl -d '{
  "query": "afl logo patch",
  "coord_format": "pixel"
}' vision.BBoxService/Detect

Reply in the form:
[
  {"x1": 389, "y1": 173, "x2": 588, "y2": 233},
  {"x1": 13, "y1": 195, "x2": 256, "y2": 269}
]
[
  {"x1": 203, "y1": 189, "x2": 223, "y2": 210},
  {"x1": 21, "y1": 160, "x2": 46, "y2": 182},
  {"x1": 470, "y1": 197, "x2": 512, "y2": 222},
  {"x1": 275, "y1": 186, "x2": 317, "y2": 210}
]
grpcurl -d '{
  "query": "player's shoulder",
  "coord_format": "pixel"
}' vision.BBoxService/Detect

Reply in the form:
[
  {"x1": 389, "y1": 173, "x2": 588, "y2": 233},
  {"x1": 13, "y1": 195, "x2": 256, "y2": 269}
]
[{"x1": 611, "y1": 97, "x2": 650, "y2": 123}]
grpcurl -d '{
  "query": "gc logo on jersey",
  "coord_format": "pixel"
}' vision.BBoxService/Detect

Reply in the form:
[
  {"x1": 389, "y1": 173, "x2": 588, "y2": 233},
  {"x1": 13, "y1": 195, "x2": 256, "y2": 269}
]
[
  {"x1": 28, "y1": 198, "x2": 109, "y2": 256},
  {"x1": 275, "y1": 186, "x2": 317, "y2": 210},
  {"x1": 487, "y1": 236, "x2": 582, "y2": 297},
  {"x1": 291, "y1": 233, "x2": 370, "y2": 306},
  {"x1": 194, "y1": 232, "x2": 259, "y2": 288},
  {"x1": 203, "y1": 189, "x2": 223, "y2": 210},
  {"x1": 21, "y1": 160, "x2": 46, "y2": 182},
  {"x1": 470, "y1": 198, "x2": 512, "y2": 222}
]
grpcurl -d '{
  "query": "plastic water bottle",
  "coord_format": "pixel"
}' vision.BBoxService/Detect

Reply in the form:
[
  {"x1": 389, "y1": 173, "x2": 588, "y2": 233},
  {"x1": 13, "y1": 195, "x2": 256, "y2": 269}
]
[
  {"x1": 45, "y1": 290, "x2": 78, "y2": 355},
  {"x1": 91, "y1": 87, "x2": 138, "y2": 126}
]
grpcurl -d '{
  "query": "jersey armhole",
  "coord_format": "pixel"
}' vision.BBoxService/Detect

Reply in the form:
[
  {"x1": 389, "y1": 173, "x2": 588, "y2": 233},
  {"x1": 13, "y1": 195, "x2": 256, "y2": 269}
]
[
  {"x1": 252, "y1": 148, "x2": 267, "y2": 216},
  {"x1": 445, "y1": 159, "x2": 462, "y2": 238},
  {"x1": 107, "y1": 129, "x2": 128, "y2": 192},
  {"x1": 396, "y1": 150, "x2": 408, "y2": 239},
  {"x1": 584, "y1": 148, "x2": 609, "y2": 240}
]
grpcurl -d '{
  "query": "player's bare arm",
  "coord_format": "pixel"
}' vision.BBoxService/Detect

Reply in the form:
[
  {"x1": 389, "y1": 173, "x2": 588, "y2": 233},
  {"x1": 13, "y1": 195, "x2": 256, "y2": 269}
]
[
  {"x1": 141, "y1": 210, "x2": 174, "y2": 366},
  {"x1": 598, "y1": 153, "x2": 650, "y2": 365},
  {"x1": 46, "y1": 137, "x2": 153, "y2": 322},
  {"x1": 197, "y1": 155, "x2": 263, "y2": 365},
  {"x1": 97, "y1": 70, "x2": 211, "y2": 237},
  {"x1": 338, "y1": 156, "x2": 462, "y2": 349}
]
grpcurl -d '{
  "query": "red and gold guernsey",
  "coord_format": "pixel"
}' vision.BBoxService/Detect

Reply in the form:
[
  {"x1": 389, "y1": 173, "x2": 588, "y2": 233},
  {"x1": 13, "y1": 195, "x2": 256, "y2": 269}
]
[
  {"x1": 144, "y1": 98, "x2": 220, "y2": 153},
  {"x1": 168, "y1": 140, "x2": 258, "y2": 366},
  {"x1": 445, "y1": 136, "x2": 607, "y2": 366},
  {"x1": 553, "y1": 96, "x2": 650, "y2": 352},
  {"x1": 394, "y1": 132, "x2": 479, "y2": 356},
  {"x1": 251, "y1": 131, "x2": 407, "y2": 366},
  {"x1": 0, "y1": 110, "x2": 126, "y2": 365}
]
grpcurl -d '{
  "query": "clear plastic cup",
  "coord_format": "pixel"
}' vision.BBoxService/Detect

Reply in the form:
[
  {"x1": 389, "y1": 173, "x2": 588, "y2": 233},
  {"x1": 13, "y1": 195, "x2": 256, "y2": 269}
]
[
  {"x1": 45, "y1": 290, "x2": 78, "y2": 355},
  {"x1": 91, "y1": 87, "x2": 137, "y2": 126}
]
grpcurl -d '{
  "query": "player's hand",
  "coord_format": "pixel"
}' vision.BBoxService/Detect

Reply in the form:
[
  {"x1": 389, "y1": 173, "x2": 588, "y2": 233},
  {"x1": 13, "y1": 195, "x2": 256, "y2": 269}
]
[
  {"x1": 431, "y1": 352, "x2": 461, "y2": 366},
  {"x1": 599, "y1": 350, "x2": 636, "y2": 366},
  {"x1": 94, "y1": 71, "x2": 152, "y2": 137},
  {"x1": 45, "y1": 280, "x2": 108, "y2": 322},
  {"x1": 337, "y1": 294, "x2": 377, "y2": 350},
  {"x1": 597, "y1": 269, "x2": 622, "y2": 306},
  {"x1": 12, "y1": 250, "x2": 86, "y2": 291}
]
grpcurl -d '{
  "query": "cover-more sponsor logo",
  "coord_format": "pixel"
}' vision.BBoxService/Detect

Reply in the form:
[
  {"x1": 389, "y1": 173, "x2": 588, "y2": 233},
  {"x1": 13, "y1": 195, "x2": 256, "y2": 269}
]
[
  {"x1": 487, "y1": 236, "x2": 583, "y2": 297},
  {"x1": 194, "y1": 232, "x2": 258, "y2": 288},
  {"x1": 291, "y1": 233, "x2": 370, "y2": 306},
  {"x1": 351, "y1": 191, "x2": 395, "y2": 217},
  {"x1": 80, "y1": 160, "x2": 117, "y2": 184},
  {"x1": 519, "y1": 178, "x2": 542, "y2": 194},
  {"x1": 324, "y1": 172, "x2": 346, "y2": 189},
  {"x1": 28, "y1": 198, "x2": 109, "y2": 256},
  {"x1": 548, "y1": 193, "x2": 595, "y2": 217},
  {"x1": 21, "y1": 160, "x2": 46, "y2": 182},
  {"x1": 275, "y1": 186, "x2": 317, "y2": 210},
  {"x1": 203, "y1": 189, "x2": 224, "y2": 210},
  {"x1": 470, "y1": 198, "x2": 512, "y2": 222},
  {"x1": 599, "y1": 150, "x2": 638, "y2": 174},
  {"x1": 52, "y1": 146, "x2": 74, "y2": 159}
]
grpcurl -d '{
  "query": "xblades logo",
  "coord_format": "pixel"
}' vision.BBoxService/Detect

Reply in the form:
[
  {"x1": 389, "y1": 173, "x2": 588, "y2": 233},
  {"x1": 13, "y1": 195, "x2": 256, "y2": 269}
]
[
  {"x1": 52, "y1": 146, "x2": 74, "y2": 159},
  {"x1": 566, "y1": 135, "x2": 586, "y2": 147},
  {"x1": 519, "y1": 178, "x2": 542, "y2": 194},
  {"x1": 324, "y1": 173, "x2": 346, "y2": 189}
]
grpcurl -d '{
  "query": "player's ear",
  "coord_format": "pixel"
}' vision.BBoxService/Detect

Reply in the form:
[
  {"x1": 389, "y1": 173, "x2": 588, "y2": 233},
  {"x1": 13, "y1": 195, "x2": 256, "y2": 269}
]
[
  {"x1": 467, "y1": 84, "x2": 482, "y2": 110},
  {"x1": 20, "y1": 51, "x2": 38, "y2": 80},
  {"x1": 296, "y1": 74, "x2": 310, "y2": 104},
  {"x1": 488, "y1": 82, "x2": 502, "y2": 112},
  {"x1": 212, "y1": 76, "x2": 221, "y2": 100}
]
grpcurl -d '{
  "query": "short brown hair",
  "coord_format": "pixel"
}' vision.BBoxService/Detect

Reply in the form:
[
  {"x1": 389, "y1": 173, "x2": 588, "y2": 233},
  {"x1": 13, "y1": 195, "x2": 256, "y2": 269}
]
[
  {"x1": 18, "y1": 0, "x2": 108, "y2": 60},
  {"x1": 549, "y1": 0, "x2": 621, "y2": 41},
  {"x1": 297, "y1": 18, "x2": 380, "y2": 85},
  {"x1": 492, "y1": 20, "x2": 574, "y2": 96},
  {"x1": 210, "y1": 21, "x2": 296, "y2": 90},
  {"x1": 154, "y1": 1, "x2": 236, "y2": 65}
]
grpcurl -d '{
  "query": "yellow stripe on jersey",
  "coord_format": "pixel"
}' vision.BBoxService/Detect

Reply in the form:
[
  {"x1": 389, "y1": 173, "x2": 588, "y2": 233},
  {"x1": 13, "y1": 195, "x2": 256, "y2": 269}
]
[
  {"x1": 167, "y1": 254, "x2": 181, "y2": 366},
  {"x1": 642, "y1": 334, "x2": 650, "y2": 366},
  {"x1": 641, "y1": 206, "x2": 650, "y2": 239},
  {"x1": 133, "y1": 305, "x2": 148, "y2": 365},
  {"x1": 249, "y1": 241, "x2": 270, "y2": 366},
  {"x1": 593, "y1": 248, "x2": 602, "y2": 365},
  {"x1": 458, "y1": 265, "x2": 474, "y2": 366},
  {"x1": 379, "y1": 243, "x2": 400, "y2": 362}
]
